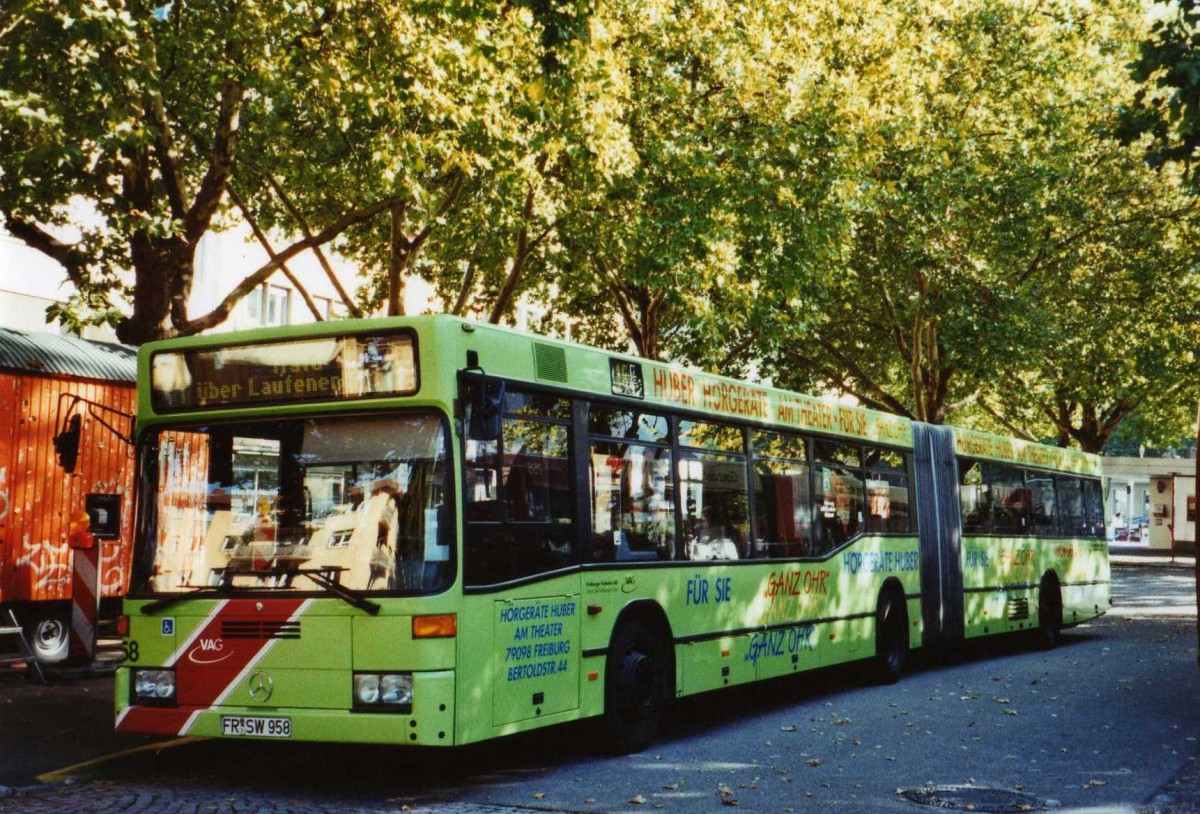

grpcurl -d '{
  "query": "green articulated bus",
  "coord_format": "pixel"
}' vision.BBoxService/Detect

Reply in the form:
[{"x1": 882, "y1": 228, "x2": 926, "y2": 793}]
[{"x1": 115, "y1": 315, "x2": 1109, "y2": 751}]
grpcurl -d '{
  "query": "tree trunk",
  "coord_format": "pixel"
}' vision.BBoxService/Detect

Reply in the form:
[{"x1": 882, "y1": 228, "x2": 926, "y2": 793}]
[
  {"x1": 117, "y1": 234, "x2": 196, "y2": 345},
  {"x1": 387, "y1": 203, "x2": 405, "y2": 317}
]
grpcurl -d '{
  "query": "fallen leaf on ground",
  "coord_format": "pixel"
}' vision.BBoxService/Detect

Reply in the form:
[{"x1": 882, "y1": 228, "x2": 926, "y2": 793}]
[
  {"x1": 533, "y1": 793, "x2": 545, "y2": 800},
  {"x1": 807, "y1": 759, "x2": 822, "y2": 767},
  {"x1": 629, "y1": 795, "x2": 647, "y2": 804}
]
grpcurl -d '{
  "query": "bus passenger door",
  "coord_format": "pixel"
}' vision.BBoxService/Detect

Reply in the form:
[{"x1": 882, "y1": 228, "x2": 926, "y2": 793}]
[{"x1": 492, "y1": 594, "x2": 581, "y2": 727}]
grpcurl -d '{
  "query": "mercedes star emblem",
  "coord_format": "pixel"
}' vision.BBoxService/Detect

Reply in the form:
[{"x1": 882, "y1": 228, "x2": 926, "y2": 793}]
[{"x1": 248, "y1": 671, "x2": 274, "y2": 702}]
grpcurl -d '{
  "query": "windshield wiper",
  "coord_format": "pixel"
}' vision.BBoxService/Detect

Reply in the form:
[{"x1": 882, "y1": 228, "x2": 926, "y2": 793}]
[
  {"x1": 140, "y1": 584, "x2": 230, "y2": 615},
  {"x1": 294, "y1": 568, "x2": 381, "y2": 615}
]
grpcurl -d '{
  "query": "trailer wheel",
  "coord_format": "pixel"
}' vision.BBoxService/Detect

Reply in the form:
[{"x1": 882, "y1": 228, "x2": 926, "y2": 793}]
[
  {"x1": 874, "y1": 588, "x2": 909, "y2": 684},
  {"x1": 25, "y1": 611, "x2": 69, "y2": 664},
  {"x1": 603, "y1": 621, "x2": 669, "y2": 753}
]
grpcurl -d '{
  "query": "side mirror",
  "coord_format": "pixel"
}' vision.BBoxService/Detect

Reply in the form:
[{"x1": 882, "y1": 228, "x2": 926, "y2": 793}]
[
  {"x1": 467, "y1": 379, "x2": 505, "y2": 441},
  {"x1": 54, "y1": 414, "x2": 82, "y2": 473}
]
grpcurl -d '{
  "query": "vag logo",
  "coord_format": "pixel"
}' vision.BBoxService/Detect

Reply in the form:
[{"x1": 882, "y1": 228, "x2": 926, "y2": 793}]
[{"x1": 187, "y1": 637, "x2": 232, "y2": 665}]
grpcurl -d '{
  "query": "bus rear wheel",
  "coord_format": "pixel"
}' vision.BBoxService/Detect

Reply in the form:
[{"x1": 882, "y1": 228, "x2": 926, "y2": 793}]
[
  {"x1": 1038, "y1": 578, "x2": 1063, "y2": 650},
  {"x1": 874, "y1": 590, "x2": 908, "y2": 684},
  {"x1": 603, "y1": 621, "x2": 669, "y2": 753}
]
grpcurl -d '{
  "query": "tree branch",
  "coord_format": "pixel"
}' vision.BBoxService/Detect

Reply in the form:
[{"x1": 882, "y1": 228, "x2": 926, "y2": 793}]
[
  {"x1": 184, "y1": 20, "x2": 246, "y2": 244},
  {"x1": 810, "y1": 335, "x2": 913, "y2": 417},
  {"x1": 175, "y1": 195, "x2": 403, "y2": 335},
  {"x1": 2, "y1": 213, "x2": 90, "y2": 285},
  {"x1": 262, "y1": 173, "x2": 364, "y2": 318},
  {"x1": 227, "y1": 185, "x2": 323, "y2": 321},
  {"x1": 489, "y1": 155, "x2": 549, "y2": 324},
  {"x1": 596, "y1": 256, "x2": 646, "y2": 356},
  {"x1": 977, "y1": 396, "x2": 1037, "y2": 441}
]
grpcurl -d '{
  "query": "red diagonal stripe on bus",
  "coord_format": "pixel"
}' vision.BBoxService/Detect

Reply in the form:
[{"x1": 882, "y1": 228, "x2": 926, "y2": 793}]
[{"x1": 116, "y1": 597, "x2": 306, "y2": 736}]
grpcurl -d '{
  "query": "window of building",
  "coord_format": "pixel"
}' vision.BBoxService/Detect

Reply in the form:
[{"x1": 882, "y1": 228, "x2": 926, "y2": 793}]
[
  {"x1": 265, "y1": 284, "x2": 290, "y2": 326},
  {"x1": 241, "y1": 283, "x2": 292, "y2": 326}
]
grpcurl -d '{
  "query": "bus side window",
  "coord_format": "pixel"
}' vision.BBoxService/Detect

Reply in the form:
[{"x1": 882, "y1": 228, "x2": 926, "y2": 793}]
[
  {"x1": 589, "y1": 440, "x2": 675, "y2": 562},
  {"x1": 988, "y1": 463, "x2": 1029, "y2": 536},
  {"x1": 678, "y1": 420, "x2": 750, "y2": 561},
  {"x1": 1081, "y1": 478, "x2": 1104, "y2": 538},
  {"x1": 865, "y1": 447, "x2": 910, "y2": 534},
  {"x1": 464, "y1": 390, "x2": 576, "y2": 586},
  {"x1": 1027, "y1": 473, "x2": 1058, "y2": 536},
  {"x1": 811, "y1": 440, "x2": 863, "y2": 555},
  {"x1": 750, "y1": 430, "x2": 810, "y2": 558},
  {"x1": 1056, "y1": 476, "x2": 1085, "y2": 537},
  {"x1": 959, "y1": 460, "x2": 990, "y2": 534}
]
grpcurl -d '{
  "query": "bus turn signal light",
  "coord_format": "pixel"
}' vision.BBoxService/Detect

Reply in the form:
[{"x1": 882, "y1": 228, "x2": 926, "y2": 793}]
[
  {"x1": 116, "y1": 615, "x2": 130, "y2": 637},
  {"x1": 412, "y1": 614, "x2": 457, "y2": 638}
]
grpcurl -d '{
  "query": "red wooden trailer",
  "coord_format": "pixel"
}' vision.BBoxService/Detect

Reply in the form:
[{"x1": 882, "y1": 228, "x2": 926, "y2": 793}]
[{"x1": 0, "y1": 328, "x2": 136, "y2": 663}]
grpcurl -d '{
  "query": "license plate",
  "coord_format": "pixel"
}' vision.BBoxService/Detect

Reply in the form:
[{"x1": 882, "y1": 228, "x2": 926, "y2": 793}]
[{"x1": 221, "y1": 715, "x2": 292, "y2": 738}]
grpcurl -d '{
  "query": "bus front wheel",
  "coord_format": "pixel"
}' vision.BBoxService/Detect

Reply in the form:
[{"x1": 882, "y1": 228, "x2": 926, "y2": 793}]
[
  {"x1": 603, "y1": 621, "x2": 669, "y2": 753},
  {"x1": 874, "y1": 589, "x2": 908, "y2": 684}
]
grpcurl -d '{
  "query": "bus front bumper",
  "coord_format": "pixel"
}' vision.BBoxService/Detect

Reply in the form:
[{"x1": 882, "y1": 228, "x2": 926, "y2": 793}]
[{"x1": 114, "y1": 668, "x2": 456, "y2": 745}]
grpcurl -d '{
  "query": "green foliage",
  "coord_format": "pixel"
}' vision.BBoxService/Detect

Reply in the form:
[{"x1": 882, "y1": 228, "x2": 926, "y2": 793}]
[
  {"x1": 757, "y1": 0, "x2": 1200, "y2": 450},
  {"x1": 1120, "y1": 0, "x2": 1200, "y2": 178}
]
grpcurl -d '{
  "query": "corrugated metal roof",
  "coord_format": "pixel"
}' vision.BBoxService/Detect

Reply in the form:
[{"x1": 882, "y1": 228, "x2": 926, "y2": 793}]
[{"x1": 0, "y1": 327, "x2": 136, "y2": 383}]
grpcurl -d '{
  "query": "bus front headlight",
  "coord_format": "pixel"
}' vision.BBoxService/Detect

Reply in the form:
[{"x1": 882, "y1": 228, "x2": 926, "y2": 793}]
[
  {"x1": 379, "y1": 674, "x2": 412, "y2": 706},
  {"x1": 133, "y1": 668, "x2": 176, "y2": 703},
  {"x1": 352, "y1": 673, "x2": 412, "y2": 711}
]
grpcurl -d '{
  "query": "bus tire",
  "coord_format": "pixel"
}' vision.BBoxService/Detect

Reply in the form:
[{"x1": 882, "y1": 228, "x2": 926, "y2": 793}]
[
  {"x1": 603, "y1": 621, "x2": 669, "y2": 753},
  {"x1": 874, "y1": 589, "x2": 908, "y2": 684},
  {"x1": 1038, "y1": 576, "x2": 1063, "y2": 650},
  {"x1": 25, "y1": 609, "x2": 70, "y2": 665}
]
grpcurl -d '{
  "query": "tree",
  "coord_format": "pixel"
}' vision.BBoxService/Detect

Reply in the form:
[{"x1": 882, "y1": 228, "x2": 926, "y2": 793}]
[
  {"x1": 762, "y1": 0, "x2": 1200, "y2": 451},
  {"x1": 0, "y1": 1, "x2": 544, "y2": 343},
  {"x1": 550, "y1": 0, "x2": 848, "y2": 362},
  {"x1": 1120, "y1": 0, "x2": 1200, "y2": 182}
]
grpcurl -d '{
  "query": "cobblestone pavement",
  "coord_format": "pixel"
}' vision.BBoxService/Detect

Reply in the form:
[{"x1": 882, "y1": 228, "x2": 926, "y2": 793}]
[
  {"x1": 0, "y1": 787, "x2": 556, "y2": 814},
  {"x1": 2, "y1": 560, "x2": 1195, "y2": 814}
]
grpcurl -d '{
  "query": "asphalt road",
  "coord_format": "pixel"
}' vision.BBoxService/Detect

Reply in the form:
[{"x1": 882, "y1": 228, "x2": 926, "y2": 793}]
[{"x1": 1, "y1": 559, "x2": 1197, "y2": 814}]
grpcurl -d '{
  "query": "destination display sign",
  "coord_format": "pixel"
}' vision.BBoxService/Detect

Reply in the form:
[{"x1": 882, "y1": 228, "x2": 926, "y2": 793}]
[{"x1": 151, "y1": 333, "x2": 417, "y2": 411}]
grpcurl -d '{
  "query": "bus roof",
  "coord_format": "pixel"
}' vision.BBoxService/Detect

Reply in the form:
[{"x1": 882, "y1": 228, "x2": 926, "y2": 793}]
[{"x1": 137, "y1": 315, "x2": 1101, "y2": 475}]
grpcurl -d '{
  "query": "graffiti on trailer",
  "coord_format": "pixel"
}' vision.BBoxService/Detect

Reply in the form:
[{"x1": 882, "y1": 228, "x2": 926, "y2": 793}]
[
  {"x1": 13, "y1": 535, "x2": 72, "y2": 595},
  {"x1": 0, "y1": 466, "x2": 9, "y2": 522},
  {"x1": 11, "y1": 537, "x2": 126, "y2": 597}
]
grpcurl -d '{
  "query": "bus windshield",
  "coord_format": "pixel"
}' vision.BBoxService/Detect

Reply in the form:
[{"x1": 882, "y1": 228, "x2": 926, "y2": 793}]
[{"x1": 137, "y1": 412, "x2": 453, "y2": 595}]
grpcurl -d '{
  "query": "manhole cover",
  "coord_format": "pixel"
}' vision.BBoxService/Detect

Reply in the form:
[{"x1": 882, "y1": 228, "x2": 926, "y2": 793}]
[{"x1": 900, "y1": 785, "x2": 1045, "y2": 812}]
